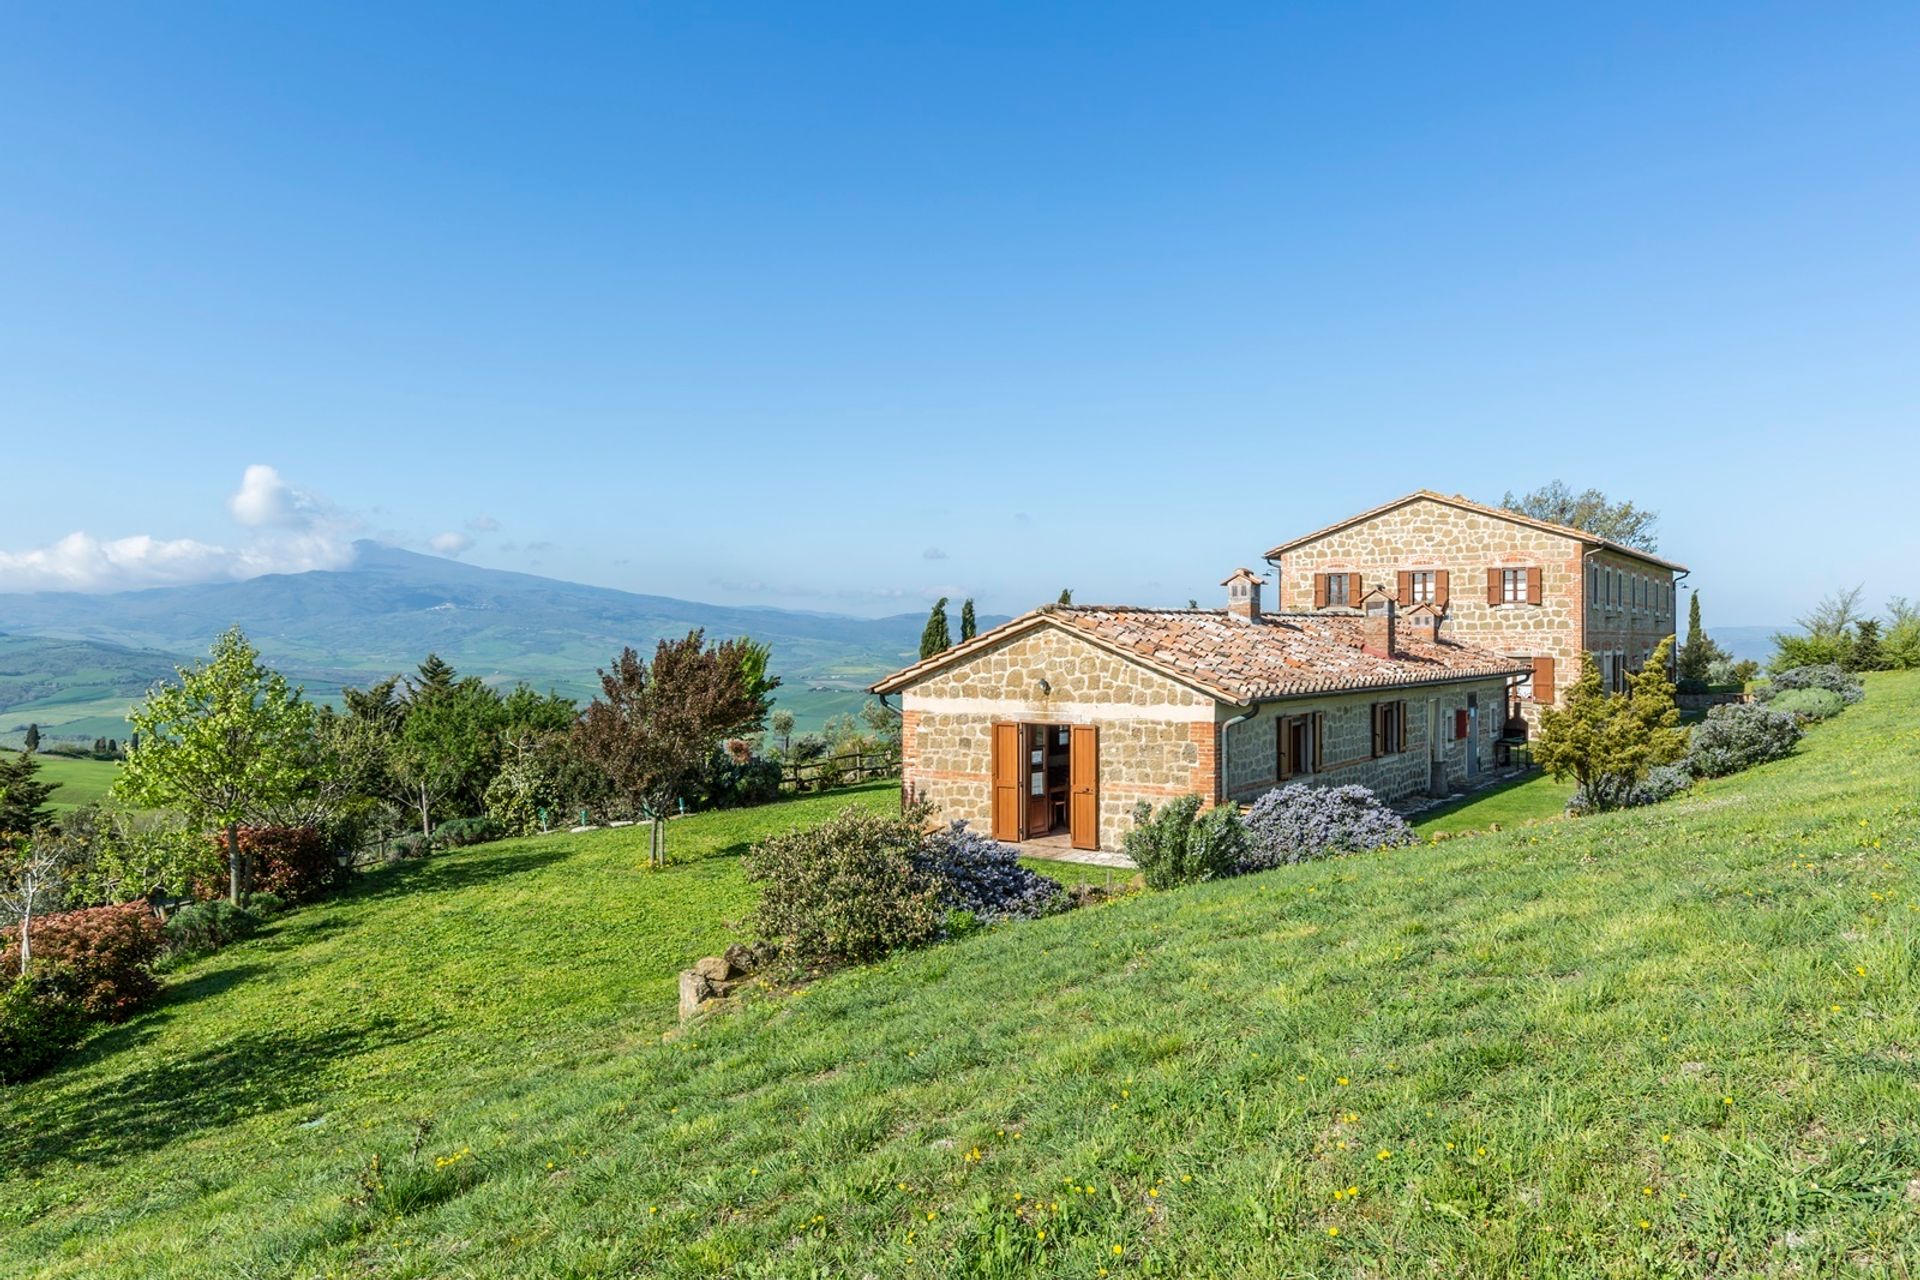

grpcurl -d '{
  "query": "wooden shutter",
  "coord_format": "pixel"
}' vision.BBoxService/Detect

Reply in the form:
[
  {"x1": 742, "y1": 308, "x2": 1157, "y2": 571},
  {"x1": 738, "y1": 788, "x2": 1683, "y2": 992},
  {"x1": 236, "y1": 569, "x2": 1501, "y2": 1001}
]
[
  {"x1": 1532, "y1": 656, "x2": 1556, "y2": 705},
  {"x1": 1525, "y1": 566, "x2": 1543, "y2": 605},
  {"x1": 1434, "y1": 569, "x2": 1450, "y2": 607},
  {"x1": 1275, "y1": 717, "x2": 1289, "y2": 779},
  {"x1": 1069, "y1": 724, "x2": 1099, "y2": 851},
  {"x1": 1346, "y1": 572, "x2": 1363, "y2": 604},
  {"x1": 1396, "y1": 570, "x2": 1413, "y2": 603},
  {"x1": 1397, "y1": 700, "x2": 1409, "y2": 753},
  {"x1": 991, "y1": 723, "x2": 1021, "y2": 842},
  {"x1": 1313, "y1": 573, "x2": 1328, "y2": 609},
  {"x1": 1454, "y1": 708, "x2": 1469, "y2": 740},
  {"x1": 1370, "y1": 703, "x2": 1384, "y2": 757},
  {"x1": 1486, "y1": 567, "x2": 1502, "y2": 605}
]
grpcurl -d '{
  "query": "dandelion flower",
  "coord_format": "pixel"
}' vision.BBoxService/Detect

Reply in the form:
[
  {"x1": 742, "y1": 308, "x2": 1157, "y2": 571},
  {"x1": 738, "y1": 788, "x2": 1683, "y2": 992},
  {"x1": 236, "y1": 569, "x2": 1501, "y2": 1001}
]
[{"x1": 1328, "y1": 1226, "x2": 1339, "y2": 1237}]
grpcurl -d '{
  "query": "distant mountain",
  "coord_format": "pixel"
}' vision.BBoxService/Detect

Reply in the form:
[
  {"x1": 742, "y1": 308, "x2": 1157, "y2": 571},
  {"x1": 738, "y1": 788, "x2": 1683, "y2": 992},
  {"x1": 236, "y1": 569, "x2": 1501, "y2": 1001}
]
[
  {"x1": 0, "y1": 543, "x2": 993, "y2": 740},
  {"x1": 1711, "y1": 626, "x2": 1791, "y2": 664}
]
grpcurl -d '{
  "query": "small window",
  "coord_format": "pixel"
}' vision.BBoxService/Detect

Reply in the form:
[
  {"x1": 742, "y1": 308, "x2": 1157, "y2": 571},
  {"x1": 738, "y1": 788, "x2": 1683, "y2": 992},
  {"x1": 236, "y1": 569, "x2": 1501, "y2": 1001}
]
[
  {"x1": 1325, "y1": 573, "x2": 1349, "y2": 607},
  {"x1": 1405, "y1": 571, "x2": 1436, "y2": 604},
  {"x1": 1501, "y1": 568, "x2": 1527, "y2": 603},
  {"x1": 1370, "y1": 700, "x2": 1406, "y2": 756}
]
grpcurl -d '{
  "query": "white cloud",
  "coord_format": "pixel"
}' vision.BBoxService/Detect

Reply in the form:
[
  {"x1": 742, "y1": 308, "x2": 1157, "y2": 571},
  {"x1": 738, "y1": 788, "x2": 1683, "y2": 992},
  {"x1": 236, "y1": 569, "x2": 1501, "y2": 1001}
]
[
  {"x1": 466, "y1": 514, "x2": 501, "y2": 532},
  {"x1": 922, "y1": 547, "x2": 949, "y2": 560},
  {"x1": 429, "y1": 531, "x2": 474, "y2": 557},
  {"x1": 0, "y1": 465, "x2": 358, "y2": 593}
]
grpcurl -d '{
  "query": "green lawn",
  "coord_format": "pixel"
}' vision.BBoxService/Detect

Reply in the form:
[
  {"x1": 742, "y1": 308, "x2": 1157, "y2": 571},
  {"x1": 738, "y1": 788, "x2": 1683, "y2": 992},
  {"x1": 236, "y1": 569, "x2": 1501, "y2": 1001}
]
[
  {"x1": 19, "y1": 754, "x2": 120, "y2": 812},
  {"x1": 4, "y1": 681, "x2": 1919, "y2": 1277},
  {"x1": 1412, "y1": 770, "x2": 1576, "y2": 837}
]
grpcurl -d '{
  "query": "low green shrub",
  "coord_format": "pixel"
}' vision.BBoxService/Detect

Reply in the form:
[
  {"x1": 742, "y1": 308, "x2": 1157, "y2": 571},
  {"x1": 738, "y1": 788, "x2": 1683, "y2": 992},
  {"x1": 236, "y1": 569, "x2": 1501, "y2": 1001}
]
[
  {"x1": 161, "y1": 899, "x2": 260, "y2": 964},
  {"x1": 1757, "y1": 664, "x2": 1863, "y2": 704},
  {"x1": 743, "y1": 805, "x2": 943, "y2": 967},
  {"x1": 1687, "y1": 703, "x2": 1803, "y2": 778},
  {"x1": 433, "y1": 817, "x2": 505, "y2": 849},
  {"x1": 1123, "y1": 795, "x2": 1247, "y2": 890},
  {"x1": 1769, "y1": 687, "x2": 1845, "y2": 723},
  {"x1": 1568, "y1": 763, "x2": 1693, "y2": 815},
  {"x1": 0, "y1": 972, "x2": 88, "y2": 1084}
]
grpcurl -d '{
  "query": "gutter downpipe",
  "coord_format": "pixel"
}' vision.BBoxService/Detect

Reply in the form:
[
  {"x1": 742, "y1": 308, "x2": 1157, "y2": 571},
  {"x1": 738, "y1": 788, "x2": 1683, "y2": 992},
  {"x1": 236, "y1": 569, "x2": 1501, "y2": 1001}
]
[{"x1": 1217, "y1": 702, "x2": 1259, "y2": 808}]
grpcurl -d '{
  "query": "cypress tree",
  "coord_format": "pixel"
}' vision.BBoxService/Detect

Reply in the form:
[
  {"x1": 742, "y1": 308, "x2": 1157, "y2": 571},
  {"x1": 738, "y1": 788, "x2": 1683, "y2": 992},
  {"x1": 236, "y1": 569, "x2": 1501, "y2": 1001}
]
[
  {"x1": 1679, "y1": 593, "x2": 1709, "y2": 684},
  {"x1": 959, "y1": 599, "x2": 977, "y2": 643},
  {"x1": 919, "y1": 598, "x2": 952, "y2": 660},
  {"x1": 22, "y1": 724, "x2": 38, "y2": 753},
  {"x1": 1057, "y1": 588, "x2": 1073, "y2": 606}
]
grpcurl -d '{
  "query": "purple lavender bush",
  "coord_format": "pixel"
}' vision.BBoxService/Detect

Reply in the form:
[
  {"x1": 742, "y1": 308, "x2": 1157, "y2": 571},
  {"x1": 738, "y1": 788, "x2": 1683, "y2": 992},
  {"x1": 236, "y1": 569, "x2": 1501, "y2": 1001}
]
[
  {"x1": 913, "y1": 820, "x2": 1065, "y2": 922},
  {"x1": 1241, "y1": 783, "x2": 1415, "y2": 871}
]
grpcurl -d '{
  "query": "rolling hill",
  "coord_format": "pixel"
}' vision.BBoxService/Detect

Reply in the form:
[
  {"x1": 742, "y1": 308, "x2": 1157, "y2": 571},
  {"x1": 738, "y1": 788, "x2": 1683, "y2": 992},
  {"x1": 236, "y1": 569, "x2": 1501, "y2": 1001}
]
[
  {"x1": 0, "y1": 677, "x2": 1911, "y2": 1276},
  {"x1": 0, "y1": 544, "x2": 985, "y2": 741}
]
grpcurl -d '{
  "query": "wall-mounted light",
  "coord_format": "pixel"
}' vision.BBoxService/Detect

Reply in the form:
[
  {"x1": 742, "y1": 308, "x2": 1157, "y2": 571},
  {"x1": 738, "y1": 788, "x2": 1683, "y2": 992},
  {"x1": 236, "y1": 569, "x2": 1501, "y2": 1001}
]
[{"x1": 1037, "y1": 677, "x2": 1052, "y2": 696}]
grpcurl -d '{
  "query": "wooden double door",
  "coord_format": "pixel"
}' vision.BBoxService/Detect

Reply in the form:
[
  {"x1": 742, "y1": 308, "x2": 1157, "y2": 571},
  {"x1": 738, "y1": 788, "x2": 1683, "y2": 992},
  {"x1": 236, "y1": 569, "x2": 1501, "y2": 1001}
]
[{"x1": 990, "y1": 722, "x2": 1098, "y2": 850}]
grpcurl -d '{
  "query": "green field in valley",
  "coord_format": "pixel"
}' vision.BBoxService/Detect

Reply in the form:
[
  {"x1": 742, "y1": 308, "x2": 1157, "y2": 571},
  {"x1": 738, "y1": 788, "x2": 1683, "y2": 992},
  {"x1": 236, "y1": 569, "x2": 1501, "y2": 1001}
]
[
  {"x1": 14, "y1": 755, "x2": 120, "y2": 813},
  {"x1": 2, "y1": 678, "x2": 1917, "y2": 1277}
]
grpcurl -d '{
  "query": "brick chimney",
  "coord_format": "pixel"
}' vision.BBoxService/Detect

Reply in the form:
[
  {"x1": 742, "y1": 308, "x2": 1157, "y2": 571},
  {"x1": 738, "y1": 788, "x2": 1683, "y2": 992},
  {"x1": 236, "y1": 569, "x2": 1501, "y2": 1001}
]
[
  {"x1": 1402, "y1": 601, "x2": 1441, "y2": 642},
  {"x1": 1361, "y1": 594, "x2": 1396, "y2": 657},
  {"x1": 1221, "y1": 567, "x2": 1264, "y2": 623}
]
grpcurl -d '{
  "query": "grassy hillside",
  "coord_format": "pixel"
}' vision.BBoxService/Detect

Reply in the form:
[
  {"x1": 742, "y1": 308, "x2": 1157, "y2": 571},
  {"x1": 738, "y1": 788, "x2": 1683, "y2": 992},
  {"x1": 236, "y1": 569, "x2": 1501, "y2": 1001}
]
[
  {"x1": 20, "y1": 755, "x2": 120, "y2": 812},
  {"x1": 3, "y1": 681, "x2": 1917, "y2": 1277}
]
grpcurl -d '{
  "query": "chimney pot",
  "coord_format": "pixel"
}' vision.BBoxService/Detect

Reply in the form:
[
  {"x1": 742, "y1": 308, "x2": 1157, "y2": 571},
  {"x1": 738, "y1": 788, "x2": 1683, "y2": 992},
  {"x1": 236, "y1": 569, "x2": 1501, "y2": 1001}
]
[
  {"x1": 1222, "y1": 568, "x2": 1263, "y2": 623},
  {"x1": 1362, "y1": 596, "x2": 1397, "y2": 657}
]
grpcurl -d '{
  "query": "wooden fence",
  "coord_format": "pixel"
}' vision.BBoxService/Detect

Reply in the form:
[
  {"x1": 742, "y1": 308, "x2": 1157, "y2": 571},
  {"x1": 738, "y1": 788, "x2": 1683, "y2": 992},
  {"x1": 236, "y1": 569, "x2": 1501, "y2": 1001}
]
[{"x1": 780, "y1": 750, "x2": 900, "y2": 793}]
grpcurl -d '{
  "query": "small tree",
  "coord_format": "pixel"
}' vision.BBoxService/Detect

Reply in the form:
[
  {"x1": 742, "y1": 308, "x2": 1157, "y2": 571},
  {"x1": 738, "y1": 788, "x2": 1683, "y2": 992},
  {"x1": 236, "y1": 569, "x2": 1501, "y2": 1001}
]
[
  {"x1": 959, "y1": 599, "x2": 977, "y2": 643},
  {"x1": 116, "y1": 628, "x2": 318, "y2": 904},
  {"x1": 769, "y1": 710, "x2": 796, "y2": 754},
  {"x1": 919, "y1": 598, "x2": 952, "y2": 660},
  {"x1": 574, "y1": 632, "x2": 773, "y2": 866},
  {"x1": 1057, "y1": 588, "x2": 1073, "y2": 606},
  {"x1": 391, "y1": 669, "x2": 504, "y2": 839},
  {"x1": 0, "y1": 829, "x2": 65, "y2": 976},
  {"x1": 1679, "y1": 594, "x2": 1709, "y2": 685},
  {"x1": 22, "y1": 725, "x2": 39, "y2": 753},
  {"x1": 1536, "y1": 639, "x2": 1686, "y2": 813}
]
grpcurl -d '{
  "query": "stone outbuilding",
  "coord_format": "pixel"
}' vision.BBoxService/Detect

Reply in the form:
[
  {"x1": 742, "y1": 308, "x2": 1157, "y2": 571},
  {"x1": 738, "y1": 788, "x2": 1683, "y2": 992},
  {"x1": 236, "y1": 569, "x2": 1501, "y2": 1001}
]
[{"x1": 871, "y1": 572, "x2": 1530, "y2": 853}]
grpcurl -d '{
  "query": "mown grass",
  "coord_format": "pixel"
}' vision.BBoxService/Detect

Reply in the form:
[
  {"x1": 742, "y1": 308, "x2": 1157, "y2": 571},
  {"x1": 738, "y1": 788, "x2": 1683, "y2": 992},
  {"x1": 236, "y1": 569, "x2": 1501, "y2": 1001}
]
[
  {"x1": 1412, "y1": 769, "x2": 1575, "y2": 837},
  {"x1": 4, "y1": 682, "x2": 1919, "y2": 1277}
]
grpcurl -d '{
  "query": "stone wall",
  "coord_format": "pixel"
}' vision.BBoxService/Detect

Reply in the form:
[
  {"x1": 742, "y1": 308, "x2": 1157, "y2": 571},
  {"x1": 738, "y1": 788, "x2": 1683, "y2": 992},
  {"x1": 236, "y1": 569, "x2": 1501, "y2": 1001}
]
[
  {"x1": 1582, "y1": 547, "x2": 1679, "y2": 689},
  {"x1": 1219, "y1": 677, "x2": 1510, "y2": 805},
  {"x1": 899, "y1": 623, "x2": 1217, "y2": 850},
  {"x1": 1272, "y1": 496, "x2": 1675, "y2": 729}
]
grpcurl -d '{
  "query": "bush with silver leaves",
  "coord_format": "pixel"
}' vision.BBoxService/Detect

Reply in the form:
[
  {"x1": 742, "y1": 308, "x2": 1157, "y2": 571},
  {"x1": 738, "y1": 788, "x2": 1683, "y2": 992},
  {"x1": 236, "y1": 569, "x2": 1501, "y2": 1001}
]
[
  {"x1": 1756, "y1": 664, "x2": 1862, "y2": 705},
  {"x1": 1567, "y1": 763, "x2": 1693, "y2": 816},
  {"x1": 1240, "y1": 782, "x2": 1415, "y2": 871},
  {"x1": 1686, "y1": 703, "x2": 1803, "y2": 778}
]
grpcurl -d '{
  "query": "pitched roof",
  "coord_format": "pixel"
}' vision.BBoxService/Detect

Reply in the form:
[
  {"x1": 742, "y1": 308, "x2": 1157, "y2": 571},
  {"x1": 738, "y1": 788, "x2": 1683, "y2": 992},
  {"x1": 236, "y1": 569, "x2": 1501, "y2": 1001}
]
[
  {"x1": 870, "y1": 605, "x2": 1533, "y2": 706},
  {"x1": 1262, "y1": 489, "x2": 1687, "y2": 572}
]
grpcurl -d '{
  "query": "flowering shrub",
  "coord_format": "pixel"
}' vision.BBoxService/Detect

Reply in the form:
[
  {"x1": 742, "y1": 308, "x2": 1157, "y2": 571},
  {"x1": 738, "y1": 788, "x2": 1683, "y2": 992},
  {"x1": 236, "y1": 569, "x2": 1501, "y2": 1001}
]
[
  {"x1": 744, "y1": 805, "x2": 943, "y2": 966},
  {"x1": 1768, "y1": 687, "x2": 1845, "y2": 723},
  {"x1": 1567, "y1": 763, "x2": 1692, "y2": 816},
  {"x1": 1757, "y1": 664, "x2": 1863, "y2": 705},
  {"x1": 1686, "y1": 703, "x2": 1803, "y2": 778},
  {"x1": 1123, "y1": 795, "x2": 1247, "y2": 890},
  {"x1": 0, "y1": 972, "x2": 88, "y2": 1084},
  {"x1": 1, "y1": 903, "x2": 163, "y2": 1021},
  {"x1": 1241, "y1": 783, "x2": 1415, "y2": 870},
  {"x1": 913, "y1": 820, "x2": 1063, "y2": 922}
]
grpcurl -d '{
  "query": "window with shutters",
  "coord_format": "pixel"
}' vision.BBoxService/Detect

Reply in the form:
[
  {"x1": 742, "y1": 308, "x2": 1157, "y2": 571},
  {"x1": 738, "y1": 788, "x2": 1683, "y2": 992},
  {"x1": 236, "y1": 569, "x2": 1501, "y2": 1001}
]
[
  {"x1": 1325, "y1": 573, "x2": 1349, "y2": 607},
  {"x1": 1500, "y1": 568, "x2": 1527, "y2": 603},
  {"x1": 1404, "y1": 571, "x2": 1436, "y2": 604},
  {"x1": 1370, "y1": 701, "x2": 1406, "y2": 756}
]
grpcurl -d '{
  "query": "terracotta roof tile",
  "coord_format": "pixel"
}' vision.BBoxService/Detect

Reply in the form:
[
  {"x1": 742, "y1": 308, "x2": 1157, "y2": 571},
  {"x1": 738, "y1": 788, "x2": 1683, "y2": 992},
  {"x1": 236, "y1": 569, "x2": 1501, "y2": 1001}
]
[{"x1": 871, "y1": 605, "x2": 1533, "y2": 704}]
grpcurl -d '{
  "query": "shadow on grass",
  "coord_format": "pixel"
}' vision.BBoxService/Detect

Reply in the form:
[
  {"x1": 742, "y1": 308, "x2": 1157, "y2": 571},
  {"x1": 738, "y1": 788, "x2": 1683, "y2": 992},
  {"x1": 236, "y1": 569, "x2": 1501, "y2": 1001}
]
[
  {"x1": 335, "y1": 845, "x2": 575, "y2": 906},
  {"x1": 0, "y1": 1017, "x2": 421, "y2": 1176},
  {"x1": 153, "y1": 963, "x2": 269, "y2": 1011}
]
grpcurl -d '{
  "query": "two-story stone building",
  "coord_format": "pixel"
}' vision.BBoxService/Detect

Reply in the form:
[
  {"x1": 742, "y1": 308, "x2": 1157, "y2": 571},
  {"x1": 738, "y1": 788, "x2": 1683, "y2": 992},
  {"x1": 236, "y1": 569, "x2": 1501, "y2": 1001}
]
[
  {"x1": 1263, "y1": 490, "x2": 1687, "y2": 730},
  {"x1": 872, "y1": 571, "x2": 1528, "y2": 852}
]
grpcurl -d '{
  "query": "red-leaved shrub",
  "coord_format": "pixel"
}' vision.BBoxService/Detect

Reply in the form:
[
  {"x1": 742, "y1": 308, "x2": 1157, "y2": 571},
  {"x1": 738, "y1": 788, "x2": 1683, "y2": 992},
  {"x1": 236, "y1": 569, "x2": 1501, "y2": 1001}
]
[
  {"x1": 197, "y1": 825, "x2": 343, "y2": 902},
  {"x1": 1, "y1": 903, "x2": 163, "y2": 1021}
]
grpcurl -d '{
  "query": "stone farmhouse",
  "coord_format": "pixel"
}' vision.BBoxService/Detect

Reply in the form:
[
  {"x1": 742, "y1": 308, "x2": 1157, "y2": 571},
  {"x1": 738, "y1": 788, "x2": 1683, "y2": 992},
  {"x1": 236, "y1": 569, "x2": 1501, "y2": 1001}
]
[
  {"x1": 1264, "y1": 490, "x2": 1687, "y2": 731},
  {"x1": 872, "y1": 572, "x2": 1530, "y2": 852}
]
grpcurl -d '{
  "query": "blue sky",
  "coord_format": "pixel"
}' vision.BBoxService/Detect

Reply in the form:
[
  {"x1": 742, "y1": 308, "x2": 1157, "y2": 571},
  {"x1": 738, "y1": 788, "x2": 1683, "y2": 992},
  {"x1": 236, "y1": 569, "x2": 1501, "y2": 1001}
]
[{"x1": 2, "y1": 3, "x2": 1916, "y2": 625}]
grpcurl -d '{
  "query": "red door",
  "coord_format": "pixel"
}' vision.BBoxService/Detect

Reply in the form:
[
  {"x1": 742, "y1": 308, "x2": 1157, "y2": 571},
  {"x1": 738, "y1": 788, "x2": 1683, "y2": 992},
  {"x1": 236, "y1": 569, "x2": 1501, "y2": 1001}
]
[
  {"x1": 991, "y1": 722, "x2": 1021, "y2": 842},
  {"x1": 1069, "y1": 724, "x2": 1099, "y2": 850}
]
